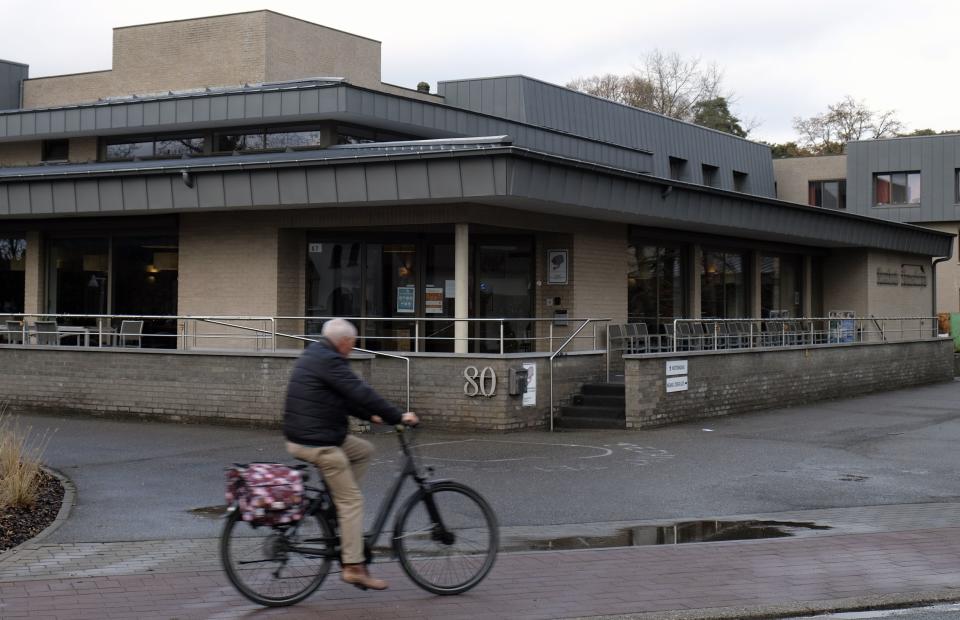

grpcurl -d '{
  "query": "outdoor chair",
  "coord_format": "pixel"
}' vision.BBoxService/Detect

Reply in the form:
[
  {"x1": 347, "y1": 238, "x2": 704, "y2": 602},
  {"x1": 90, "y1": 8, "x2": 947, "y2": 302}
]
[
  {"x1": 659, "y1": 323, "x2": 675, "y2": 352},
  {"x1": 34, "y1": 320, "x2": 60, "y2": 346},
  {"x1": 675, "y1": 322, "x2": 694, "y2": 351},
  {"x1": 690, "y1": 321, "x2": 714, "y2": 350},
  {"x1": 118, "y1": 320, "x2": 143, "y2": 348},
  {"x1": 4, "y1": 320, "x2": 23, "y2": 345},
  {"x1": 625, "y1": 323, "x2": 650, "y2": 354}
]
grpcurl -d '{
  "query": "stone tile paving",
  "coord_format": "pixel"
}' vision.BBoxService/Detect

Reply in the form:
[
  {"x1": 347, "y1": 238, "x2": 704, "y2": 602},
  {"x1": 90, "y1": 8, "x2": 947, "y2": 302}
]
[{"x1": 4, "y1": 503, "x2": 960, "y2": 619}]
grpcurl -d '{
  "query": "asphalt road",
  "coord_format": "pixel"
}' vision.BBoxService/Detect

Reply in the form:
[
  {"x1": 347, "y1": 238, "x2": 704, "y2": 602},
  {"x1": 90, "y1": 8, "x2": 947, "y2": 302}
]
[{"x1": 18, "y1": 378, "x2": 960, "y2": 543}]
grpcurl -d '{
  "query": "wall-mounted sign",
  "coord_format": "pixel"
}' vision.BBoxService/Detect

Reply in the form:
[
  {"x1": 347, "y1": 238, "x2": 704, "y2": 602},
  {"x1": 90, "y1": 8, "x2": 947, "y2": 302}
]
[
  {"x1": 444, "y1": 279, "x2": 457, "y2": 298},
  {"x1": 308, "y1": 243, "x2": 323, "y2": 254},
  {"x1": 464, "y1": 366, "x2": 497, "y2": 397},
  {"x1": 522, "y1": 362, "x2": 536, "y2": 407},
  {"x1": 666, "y1": 376, "x2": 688, "y2": 393},
  {"x1": 425, "y1": 287, "x2": 444, "y2": 314},
  {"x1": 666, "y1": 360, "x2": 688, "y2": 376},
  {"x1": 547, "y1": 249, "x2": 568, "y2": 284},
  {"x1": 397, "y1": 285, "x2": 415, "y2": 313}
]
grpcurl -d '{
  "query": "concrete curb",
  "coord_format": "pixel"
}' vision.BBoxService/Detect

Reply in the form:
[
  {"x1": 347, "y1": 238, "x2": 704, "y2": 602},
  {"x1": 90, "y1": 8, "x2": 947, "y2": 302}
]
[
  {"x1": 1, "y1": 466, "x2": 75, "y2": 555},
  {"x1": 569, "y1": 588, "x2": 960, "y2": 619}
]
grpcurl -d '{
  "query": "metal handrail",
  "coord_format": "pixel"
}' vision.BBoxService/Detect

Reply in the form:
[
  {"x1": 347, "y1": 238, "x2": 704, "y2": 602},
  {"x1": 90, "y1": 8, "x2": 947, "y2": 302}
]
[
  {"x1": 196, "y1": 319, "x2": 412, "y2": 411},
  {"x1": 669, "y1": 316, "x2": 940, "y2": 353},
  {"x1": 548, "y1": 318, "x2": 609, "y2": 432}
]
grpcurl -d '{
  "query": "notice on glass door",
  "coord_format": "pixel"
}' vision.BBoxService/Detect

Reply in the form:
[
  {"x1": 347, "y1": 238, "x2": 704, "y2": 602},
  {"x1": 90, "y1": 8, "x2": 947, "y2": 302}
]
[
  {"x1": 425, "y1": 287, "x2": 444, "y2": 314},
  {"x1": 397, "y1": 285, "x2": 416, "y2": 313}
]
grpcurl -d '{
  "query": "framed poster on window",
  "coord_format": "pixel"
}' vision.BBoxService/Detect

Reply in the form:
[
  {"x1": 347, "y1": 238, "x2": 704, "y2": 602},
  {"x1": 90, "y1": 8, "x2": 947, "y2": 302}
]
[
  {"x1": 547, "y1": 249, "x2": 568, "y2": 284},
  {"x1": 397, "y1": 285, "x2": 416, "y2": 313}
]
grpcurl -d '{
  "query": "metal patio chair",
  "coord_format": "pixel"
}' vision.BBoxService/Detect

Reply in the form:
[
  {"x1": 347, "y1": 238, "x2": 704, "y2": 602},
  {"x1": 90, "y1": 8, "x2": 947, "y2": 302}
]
[
  {"x1": 34, "y1": 320, "x2": 60, "y2": 346},
  {"x1": 4, "y1": 320, "x2": 23, "y2": 345},
  {"x1": 118, "y1": 320, "x2": 144, "y2": 348}
]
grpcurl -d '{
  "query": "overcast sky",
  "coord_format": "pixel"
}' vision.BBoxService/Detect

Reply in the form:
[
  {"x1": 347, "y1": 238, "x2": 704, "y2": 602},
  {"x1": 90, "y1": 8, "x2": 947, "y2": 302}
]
[{"x1": 2, "y1": 0, "x2": 957, "y2": 143}]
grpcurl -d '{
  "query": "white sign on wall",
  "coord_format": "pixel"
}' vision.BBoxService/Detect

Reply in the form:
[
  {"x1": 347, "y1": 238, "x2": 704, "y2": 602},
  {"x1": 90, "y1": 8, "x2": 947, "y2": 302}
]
[
  {"x1": 666, "y1": 360, "x2": 688, "y2": 376},
  {"x1": 666, "y1": 376, "x2": 689, "y2": 393},
  {"x1": 521, "y1": 362, "x2": 537, "y2": 407}
]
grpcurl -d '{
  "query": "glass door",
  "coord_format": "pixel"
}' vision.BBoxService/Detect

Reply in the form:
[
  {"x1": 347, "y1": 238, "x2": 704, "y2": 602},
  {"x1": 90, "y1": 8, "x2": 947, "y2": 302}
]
[
  {"x1": 473, "y1": 238, "x2": 534, "y2": 353},
  {"x1": 364, "y1": 242, "x2": 417, "y2": 351}
]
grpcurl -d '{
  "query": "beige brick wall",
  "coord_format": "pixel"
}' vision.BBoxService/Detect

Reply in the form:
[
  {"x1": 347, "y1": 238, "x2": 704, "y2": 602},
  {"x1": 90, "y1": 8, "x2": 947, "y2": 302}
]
[
  {"x1": 264, "y1": 12, "x2": 380, "y2": 89},
  {"x1": 21, "y1": 10, "x2": 391, "y2": 109},
  {"x1": 69, "y1": 137, "x2": 99, "y2": 163},
  {"x1": 868, "y1": 251, "x2": 934, "y2": 318},
  {"x1": 922, "y1": 221, "x2": 960, "y2": 314},
  {"x1": 772, "y1": 155, "x2": 847, "y2": 205},
  {"x1": 822, "y1": 249, "x2": 868, "y2": 315},
  {"x1": 0, "y1": 141, "x2": 41, "y2": 166}
]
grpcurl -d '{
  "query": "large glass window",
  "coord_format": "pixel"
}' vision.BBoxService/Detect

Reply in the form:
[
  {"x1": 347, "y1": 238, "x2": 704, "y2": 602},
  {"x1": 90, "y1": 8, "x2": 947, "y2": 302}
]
[
  {"x1": 760, "y1": 254, "x2": 802, "y2": 318},
  {"x1": 628, "y1": 244, "x2": 686, "y2": 332},
  {"x1": 47, "y1": 238, "x2": 110, "y2": 316},
  {"x1": 0, "y1": 237, "x2": 26, "y2": 313},
  {"x1": 112, "y1": 237, "x2": 178, "y2": 348},
  {"x1": 808, "y1": 180, "x2": 846, "y2": 209},
  {"x1": 473, "y1": 239, "x2": 534, "y2": 353},
  {"x1": 701, "y1": 249, "x2": 748, "y2": 318},
  {"x1": 874, "y1": 172, "x2": 920, "y2": 205},
  {"x1": 104, "y1": 135, "x2": 204, "y2": 161}
]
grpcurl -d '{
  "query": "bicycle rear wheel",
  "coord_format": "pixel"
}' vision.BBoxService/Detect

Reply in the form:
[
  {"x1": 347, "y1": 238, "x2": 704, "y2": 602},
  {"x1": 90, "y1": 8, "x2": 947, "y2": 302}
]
[
  {"x1": 220, "y1": 509, "x2": 335, "y2": 607},
  {"x1": 393, "y1": 481, "x2": 498, "y2": 595}
]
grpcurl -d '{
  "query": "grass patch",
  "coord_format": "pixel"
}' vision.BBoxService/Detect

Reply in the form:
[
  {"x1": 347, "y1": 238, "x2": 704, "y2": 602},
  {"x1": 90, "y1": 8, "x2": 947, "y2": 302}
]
[{"x1": 0, "y1": 406, "x2": 54, "y2": 509}]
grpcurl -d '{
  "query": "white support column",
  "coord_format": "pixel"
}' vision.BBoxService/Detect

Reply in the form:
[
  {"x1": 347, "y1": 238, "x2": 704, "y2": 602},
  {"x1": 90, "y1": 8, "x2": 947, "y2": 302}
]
[
  {"x1": 24, "y1": 230, "x2": 44, "y2": 315},
  {"x1": 455, "y1": 223, "x2": 469, "y2": 353}
]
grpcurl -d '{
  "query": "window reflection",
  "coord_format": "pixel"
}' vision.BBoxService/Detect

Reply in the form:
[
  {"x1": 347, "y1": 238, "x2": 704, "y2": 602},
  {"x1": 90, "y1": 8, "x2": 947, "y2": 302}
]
[{"x1": 0, "y1": 237, "x2": 26, "y2": 313}]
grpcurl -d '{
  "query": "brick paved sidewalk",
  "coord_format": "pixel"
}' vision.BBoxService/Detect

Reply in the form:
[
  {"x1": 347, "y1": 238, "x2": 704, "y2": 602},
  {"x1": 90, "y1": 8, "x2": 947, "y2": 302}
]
[{"x1": 3, "y1": 525, "x2": 960, "y2": 620}]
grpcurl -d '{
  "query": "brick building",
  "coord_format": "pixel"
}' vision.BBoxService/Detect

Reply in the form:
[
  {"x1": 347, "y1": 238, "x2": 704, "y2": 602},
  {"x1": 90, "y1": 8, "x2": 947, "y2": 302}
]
[{"x1": 0, "y1": 11, "x2": 952, "y2": 430}]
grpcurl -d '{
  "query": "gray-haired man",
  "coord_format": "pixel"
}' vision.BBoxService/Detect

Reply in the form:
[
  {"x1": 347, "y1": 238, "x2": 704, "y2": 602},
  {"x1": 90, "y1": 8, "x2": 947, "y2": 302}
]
[{"x1": 283, "y1": 318, "x2": 418, "y2": 590}]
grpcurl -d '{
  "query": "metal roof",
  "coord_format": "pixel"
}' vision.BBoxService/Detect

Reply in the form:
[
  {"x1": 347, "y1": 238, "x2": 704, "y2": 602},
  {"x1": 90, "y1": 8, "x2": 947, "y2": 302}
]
[{"x1": 0, "y1": 140, "x2": 950, "y2": 257}]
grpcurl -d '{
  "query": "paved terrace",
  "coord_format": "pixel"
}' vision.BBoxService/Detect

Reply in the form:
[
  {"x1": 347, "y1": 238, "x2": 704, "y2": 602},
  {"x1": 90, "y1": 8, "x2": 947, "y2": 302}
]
[{"x1": 3, "y1": 380, "x2": 960, "y2": 618}]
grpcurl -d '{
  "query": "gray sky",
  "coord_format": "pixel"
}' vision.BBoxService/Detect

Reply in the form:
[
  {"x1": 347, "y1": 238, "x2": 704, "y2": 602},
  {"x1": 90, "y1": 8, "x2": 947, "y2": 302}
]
[{"x1": 3, "y1": 0, "x2": 957, "y2": 143}]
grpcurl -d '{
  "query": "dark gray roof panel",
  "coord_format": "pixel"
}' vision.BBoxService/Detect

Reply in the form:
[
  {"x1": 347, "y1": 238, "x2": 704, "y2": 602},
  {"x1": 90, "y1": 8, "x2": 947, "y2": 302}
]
[
  {"x1": 438, "y1": 75, "x2": 776, "y2": 197},
  {"x1": 0, "y1": 144, "x2": 949, "y2": 257}
]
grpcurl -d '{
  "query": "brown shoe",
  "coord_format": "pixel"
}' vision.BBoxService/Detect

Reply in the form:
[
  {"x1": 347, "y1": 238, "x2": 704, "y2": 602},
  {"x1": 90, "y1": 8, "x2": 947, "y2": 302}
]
[{"x1": 342, "y1": 563, "x2": 388, "y2": 591}]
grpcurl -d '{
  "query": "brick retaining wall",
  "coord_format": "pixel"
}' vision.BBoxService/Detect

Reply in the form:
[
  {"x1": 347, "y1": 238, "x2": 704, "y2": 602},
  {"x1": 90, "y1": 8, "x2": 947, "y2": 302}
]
[
  {"x1": 0, "y1": 346, "x2": 604, "y2": 431},
  {"x1": 624, "y1": 340, "x2": 954, "y2": 428}
]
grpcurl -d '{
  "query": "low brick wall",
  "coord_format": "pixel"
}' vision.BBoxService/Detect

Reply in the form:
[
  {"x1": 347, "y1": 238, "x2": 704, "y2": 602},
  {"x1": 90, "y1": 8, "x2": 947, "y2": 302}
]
[
  {"x1": 0, "y1": 345, "x2": 604, "y2": 431},
  {"x1": 624, "y1": 339, "x2": 955, "y2": 429}
]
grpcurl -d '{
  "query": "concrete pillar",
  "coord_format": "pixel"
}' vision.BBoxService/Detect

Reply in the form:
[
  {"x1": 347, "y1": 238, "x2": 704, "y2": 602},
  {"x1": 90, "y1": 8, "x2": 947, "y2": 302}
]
[
  {"x1": 454, "y1": 223, "x2": 469, "y2": 353},
  {"x1": 751, "y1": 250, "x2": 762, "y2": 318},
  {"x1": 688, "y1": 245, "x2": 701, "y2": 319},
  {"x1": 802, "y1": 255, "x2": 813, "y2": 317},
  {"x1": 23, "y1": 230, "x2": 44, "y2": 315}
]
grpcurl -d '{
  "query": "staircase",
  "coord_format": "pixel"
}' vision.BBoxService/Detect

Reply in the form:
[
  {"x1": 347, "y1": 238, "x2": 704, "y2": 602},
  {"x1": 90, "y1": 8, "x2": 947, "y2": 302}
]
[{"x1": 556, "y1": 383, "x2": 626, "y2": 430}]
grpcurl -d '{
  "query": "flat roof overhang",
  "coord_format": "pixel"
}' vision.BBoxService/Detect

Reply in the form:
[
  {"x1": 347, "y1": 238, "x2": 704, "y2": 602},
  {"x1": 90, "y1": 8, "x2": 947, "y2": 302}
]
[{"x1": 0, "y1": 145, "x2": 952, "y2": 257}]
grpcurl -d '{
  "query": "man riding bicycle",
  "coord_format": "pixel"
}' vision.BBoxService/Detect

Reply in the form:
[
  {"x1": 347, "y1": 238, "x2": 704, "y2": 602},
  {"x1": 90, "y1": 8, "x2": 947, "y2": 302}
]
[{"x1": 283, "y1": 318, "x2": 418, "y2": 591}]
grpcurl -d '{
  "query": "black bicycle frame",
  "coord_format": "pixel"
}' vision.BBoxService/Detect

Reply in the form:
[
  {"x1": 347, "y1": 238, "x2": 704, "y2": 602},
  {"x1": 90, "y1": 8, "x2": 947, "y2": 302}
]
[{"x1": 288, "y1": 428, "x2": 448, "y2": 558}]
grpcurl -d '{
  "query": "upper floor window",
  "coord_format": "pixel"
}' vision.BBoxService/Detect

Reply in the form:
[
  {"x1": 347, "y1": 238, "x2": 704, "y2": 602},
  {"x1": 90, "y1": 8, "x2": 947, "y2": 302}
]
[
  {"x1": 808, "y1": 179, "x2": 846, "y2": 209},
  {"x1": 701, "y1": 164, "x2": 719, "y2": 188},
  {"x1": 336, "y1": 125, "x2": 412, "y2": 145},
  {"x1": 668, "y1": 156, "x2": 688, "y2": 181},
  {"x1": 874, "y1": 171, "x2": 920, "y2": 206},
  {"x1": 732, "y1": 170, "x2": 749, "y2": 193},
  {"x1": 955, "y1": 169, "x2": 960, "y2": 204},
  {"x1": 42, "y1": 139, "x2": 69, "y2": 162},
  {"x1": 104, "y1": 135, "x2": 204, "y2": 161},
  {"x1": 216, "y1": 128, "x2": 326, "y2": 153}
]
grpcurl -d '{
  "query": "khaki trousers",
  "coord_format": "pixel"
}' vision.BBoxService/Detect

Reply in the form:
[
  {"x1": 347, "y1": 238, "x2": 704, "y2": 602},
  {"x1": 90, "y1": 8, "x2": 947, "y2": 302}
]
[{"x1": 286, "y1": 435, "x2": 374, "y2": 564}]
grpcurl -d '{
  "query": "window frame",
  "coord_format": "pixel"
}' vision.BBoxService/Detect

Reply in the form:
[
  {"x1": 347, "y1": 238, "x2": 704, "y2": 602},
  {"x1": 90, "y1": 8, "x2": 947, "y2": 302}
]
[
  {"x1": 873, "y1": 171, "x2": 921, "y2": 206},
  {"x1": 807, "y1": 179, "x2": 847, "y2": 209}
]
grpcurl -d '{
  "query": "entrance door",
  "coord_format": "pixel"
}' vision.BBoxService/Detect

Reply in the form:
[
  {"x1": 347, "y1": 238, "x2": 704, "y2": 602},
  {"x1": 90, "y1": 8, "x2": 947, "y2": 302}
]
[
  {"x1": 364, "y1": 242, "x2": 417, "y2": 351},
  {"x1": 473, "y1": 238, "x2": 534, "y2": 353}
]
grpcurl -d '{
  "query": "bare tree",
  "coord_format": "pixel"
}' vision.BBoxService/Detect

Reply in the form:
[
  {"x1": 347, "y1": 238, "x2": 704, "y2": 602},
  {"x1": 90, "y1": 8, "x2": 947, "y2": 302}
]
[
  {"x1": 793, "y1": 96, "x2": 904, "y2": 154},
  {"x1": 566, "y1": 49, "x2": 735, "y2": 127}
]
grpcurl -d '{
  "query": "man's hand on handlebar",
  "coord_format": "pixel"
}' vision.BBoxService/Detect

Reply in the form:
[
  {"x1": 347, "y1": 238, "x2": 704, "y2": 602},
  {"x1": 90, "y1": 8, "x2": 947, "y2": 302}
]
[{"x1": 370, "y1": 412, "x2": 419, "y2": 426}]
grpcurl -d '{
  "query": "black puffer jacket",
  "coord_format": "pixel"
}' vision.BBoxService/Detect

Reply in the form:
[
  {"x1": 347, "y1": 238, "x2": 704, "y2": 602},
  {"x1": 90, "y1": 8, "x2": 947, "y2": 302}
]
[{"x1": 283, "y1": 338, "x2": 403, "y2": 447}]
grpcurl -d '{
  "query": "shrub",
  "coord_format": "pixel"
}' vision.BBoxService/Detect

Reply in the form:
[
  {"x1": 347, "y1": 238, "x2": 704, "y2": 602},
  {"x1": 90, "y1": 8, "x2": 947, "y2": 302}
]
[{"x1": 0, "y1": 406, "x2": 52, "y2": 509}]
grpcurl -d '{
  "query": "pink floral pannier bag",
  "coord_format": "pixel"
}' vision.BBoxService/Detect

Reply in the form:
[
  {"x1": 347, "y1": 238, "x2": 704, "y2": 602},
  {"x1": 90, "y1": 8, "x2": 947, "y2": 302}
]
[{"x1": 225, "y1": 463, "x2": 306, "y2": 526}]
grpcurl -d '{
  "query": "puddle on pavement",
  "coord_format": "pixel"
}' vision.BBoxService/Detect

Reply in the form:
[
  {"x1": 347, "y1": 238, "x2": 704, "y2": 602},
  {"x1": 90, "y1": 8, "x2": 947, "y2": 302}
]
[
  {"x1": 189, "y1": 505, "x2": 227, "y2": 518},
  {"x1": 518, "y1": 520, "x2": 831, "y2": 551}
]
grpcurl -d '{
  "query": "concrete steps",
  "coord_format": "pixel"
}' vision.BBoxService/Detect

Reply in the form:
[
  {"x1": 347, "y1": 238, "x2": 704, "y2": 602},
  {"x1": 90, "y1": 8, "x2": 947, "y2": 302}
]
[{"x1": 557, "y1": 383, "x2": 626, "y2": 430}]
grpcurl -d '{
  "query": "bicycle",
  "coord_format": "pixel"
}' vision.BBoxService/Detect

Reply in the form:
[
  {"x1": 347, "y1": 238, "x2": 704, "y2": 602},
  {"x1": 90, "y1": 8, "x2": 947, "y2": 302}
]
[{"x1": 219, "y1": 425, "x2": 499, "y2": 607}]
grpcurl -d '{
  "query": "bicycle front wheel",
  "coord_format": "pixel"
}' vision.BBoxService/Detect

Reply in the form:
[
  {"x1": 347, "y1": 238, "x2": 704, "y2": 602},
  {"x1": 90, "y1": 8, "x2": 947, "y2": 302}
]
[
  {"x1": 220, "y1": 509, "x2": 335, "y2": 607},
  {"x1": 393, "y1": 481, "x2": 499, "y2": 595}
]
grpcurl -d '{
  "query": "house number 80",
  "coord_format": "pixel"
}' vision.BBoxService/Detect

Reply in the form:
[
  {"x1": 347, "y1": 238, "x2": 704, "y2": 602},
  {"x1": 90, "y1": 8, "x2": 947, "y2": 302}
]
[{"x1": 464, "y1": 366, "x2": 497, "y2": 397}]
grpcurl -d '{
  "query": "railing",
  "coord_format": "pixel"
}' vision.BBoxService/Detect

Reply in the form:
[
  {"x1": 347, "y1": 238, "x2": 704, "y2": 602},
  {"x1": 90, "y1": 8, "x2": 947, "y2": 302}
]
[
  {"x1": 667, "y1": 317, "x2": 940, "y2": 353},
  {"x1": 549, "y1": 318, "x2": 610, "y2": 432},
  {"x1": 0, "y1": 314, "x2": 609, "y2": 355}
]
